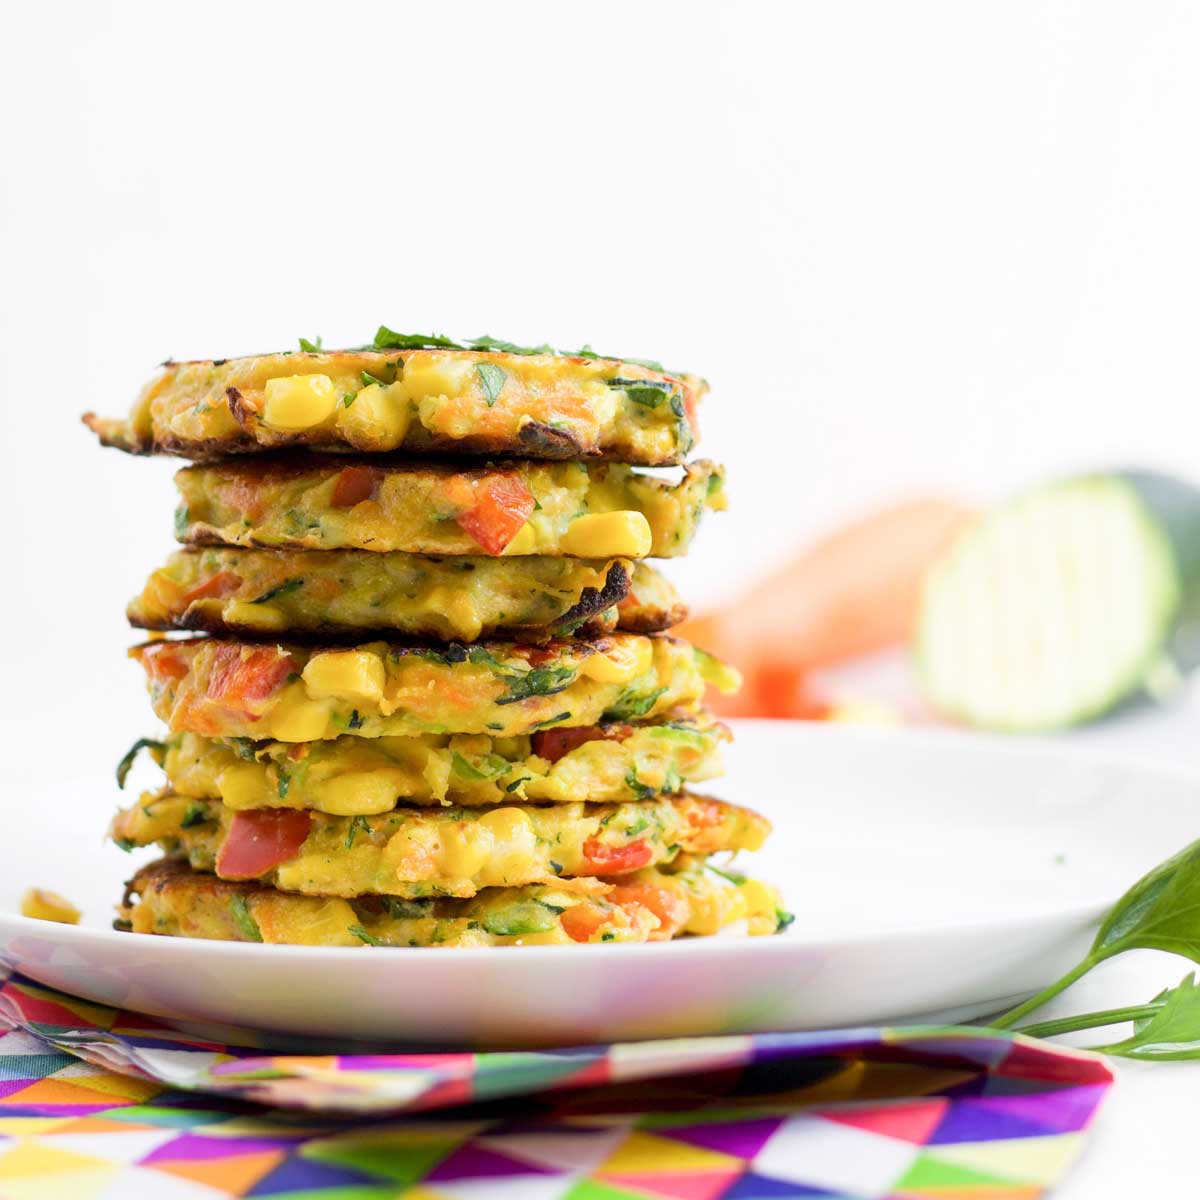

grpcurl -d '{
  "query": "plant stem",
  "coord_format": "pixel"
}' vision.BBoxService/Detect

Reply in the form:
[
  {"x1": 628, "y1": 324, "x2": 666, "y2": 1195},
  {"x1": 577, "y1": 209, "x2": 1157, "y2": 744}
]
[
  {"x1": 1016, "y1": 1001, "x2": 1162, "y2": 1040},
  {"x1": 990, "y1": 958, "x2": 1095, "y2": 1029}
]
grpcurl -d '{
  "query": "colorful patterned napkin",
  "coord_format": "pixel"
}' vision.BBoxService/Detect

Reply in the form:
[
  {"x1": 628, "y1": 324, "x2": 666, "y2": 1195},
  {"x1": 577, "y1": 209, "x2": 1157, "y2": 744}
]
[{"x1": 0, "y1": 969, "x2": 1112, "y2": 1199}]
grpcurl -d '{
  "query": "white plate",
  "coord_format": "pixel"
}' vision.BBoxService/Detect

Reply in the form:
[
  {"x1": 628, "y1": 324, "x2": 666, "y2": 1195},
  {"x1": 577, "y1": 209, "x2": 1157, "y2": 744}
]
[{"x1": 0, "y1": 720, "x2": 1195, "y2": 1048}]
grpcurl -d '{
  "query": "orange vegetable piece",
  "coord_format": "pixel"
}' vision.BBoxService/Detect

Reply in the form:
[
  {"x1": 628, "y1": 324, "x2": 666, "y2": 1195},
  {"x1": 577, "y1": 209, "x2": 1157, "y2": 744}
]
[{"x1": 455, "y1": 473, "x2": 536, "y2": 555}]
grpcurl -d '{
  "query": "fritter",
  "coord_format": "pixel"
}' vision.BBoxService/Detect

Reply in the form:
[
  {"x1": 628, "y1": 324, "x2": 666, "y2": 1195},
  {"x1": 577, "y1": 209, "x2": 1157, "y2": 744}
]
[
  {"x1": 131, "y1": 634, "x2": 740, "y2": 741},
  {"x1": 111, "y1": 792, "x2": 770, "y2": 900},
  {"x1": 128, "y1": 549, "x2": 684, "y2": 642},
  {"x1": 119, "y1": 856, "x2": 788, "y2": 945},
  {"x1": 119, "y1": 710, "x2": 729, "y2": 813},
  {"x1": 172, "y1": 457, "x2": 724, "y2": 559},
  {"x1": 83, "y1": 346, "x2": 703, "y2": 465}
]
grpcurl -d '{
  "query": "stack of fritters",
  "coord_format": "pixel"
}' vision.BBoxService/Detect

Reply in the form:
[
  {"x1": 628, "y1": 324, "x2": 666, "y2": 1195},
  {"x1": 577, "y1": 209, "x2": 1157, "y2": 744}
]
[{"x1": 87, "y1": 332, "x2": 789, "y2": 946}]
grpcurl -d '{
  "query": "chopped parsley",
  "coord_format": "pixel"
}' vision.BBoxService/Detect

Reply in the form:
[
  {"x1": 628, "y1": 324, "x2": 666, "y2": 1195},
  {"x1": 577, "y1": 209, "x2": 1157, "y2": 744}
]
[
  {"x1": 349, "y1": 924, "x2": 384, "y2": 946},
  {"x1": 251, "y1": 578, "x2": 304, "y2": 604},
  {"x1": 345, "y1": 815, "x2": 371, "y2": 849},
  {"x1": 298, "y1": 335, "x2": 323, "y2": 353},
  {"x1": 115, "y1": 737, "x2": 166, "y2": 789},
  {"x1": 476, "y1": 362, "x2": 506, "y2": 406}
]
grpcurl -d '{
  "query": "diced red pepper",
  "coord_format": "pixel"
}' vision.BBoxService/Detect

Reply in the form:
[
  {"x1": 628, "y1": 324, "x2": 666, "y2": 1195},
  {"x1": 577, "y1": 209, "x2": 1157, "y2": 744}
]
[
  {"x1": 531, "y1": 723, "x2": 634, "y2": 764},
  {"x1": 609, "y1": 882, "x2": 690, "y2": 940},
  {"x1": 182, "y1": 569, "x2": 242, "y2": 606},
  {"x1": 685, "y1": 799, "x2": 723, "y2": 830},
  {"x1": 455, "y1": 473, "x2": 535, "y2": 555},
  {"x1": 579, "y1": 837, "x2": 654, "y2": 875},
  {"x1": 331, "y1": 466, "x2": 383, "y2": 508},
  {"x1": 138, "y1": 642, "x2": 189, "y2": 683},
  {"x1": 560, "y1": 902, "x2": 610, "y2": 943},
  {"x1": 206, "y1": 644, "x2": 297, "y2": 709},
  {"x1": 216, "y1": 809, "x2": 312, "y2": 879}
]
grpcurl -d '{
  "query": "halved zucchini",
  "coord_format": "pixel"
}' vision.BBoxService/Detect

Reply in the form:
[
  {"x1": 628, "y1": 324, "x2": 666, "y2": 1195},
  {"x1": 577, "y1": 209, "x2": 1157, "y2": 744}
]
[{"x1": 917, "y1": 471, "x2": 1200, "y2": 731}]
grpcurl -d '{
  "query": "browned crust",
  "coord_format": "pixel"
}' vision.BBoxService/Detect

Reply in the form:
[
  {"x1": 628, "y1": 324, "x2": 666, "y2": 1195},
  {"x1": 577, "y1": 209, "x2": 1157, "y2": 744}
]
[
  {"x1": 86, "y1": 415, "x2": 686, "y2": 466},
  {"x1": 127, "y1": 630, "x2": 665, "y2": 660},
  {"x1": 127, "y1": 562, "x2": 651, "y2": 644},
  {"x1": 614, "y1": 601, "x2": 690, "y2": 634}
]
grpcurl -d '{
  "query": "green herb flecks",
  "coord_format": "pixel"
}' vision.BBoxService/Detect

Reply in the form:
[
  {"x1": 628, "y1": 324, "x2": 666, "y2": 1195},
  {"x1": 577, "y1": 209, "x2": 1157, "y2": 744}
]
[
  {"x1": 349, "y1": 923, "x2": 384, "y2": 946},
  {"x1": 624, "y1": 772, "x2": 656, "y2": 802},
  {"x1": 344, "y1": 815, "x2": 371, "y2": 849},
  {"x1": 361, "y1": 369, "x2": 386, "y2": 388},
  {"x1": 180, "y1": 803, "x2": 208, "y2": 829},
  {"x1": 173, "y1": 506, "x2": 190, "y2": 539},
  {"x1": 115, "y1": 738, "x2": 166, "y2": 789},
  {"x1": 371, "y1": 326, "x2": 668, "y2": 371},
  {"x1": 606, "y1": 687, "x2": 667, "y2": 722},
  {"x1": 608, "y1": 377, "x2": 673, "y2": 408},
  {"x1": 476, "y1": 362, "x2": 507, "y2": 406},
  {"x1": 251, "y1": 578, "x2": 304, "y2": 605},
  {"x1": 451, "y1": 753, "x2": 509, "y2": 782},
  {"x1": 495, "y1": 667, "x2": 576, "y2": 706},
  {"x1": 298, "y1": 335, "x2": 323, "y2": 353},
  {"x1": 276, "y1": 771, "x2": 291, "y2": 800},
  {"x1": 230, "y1": 895, "x2": 263, "y2": 942}
]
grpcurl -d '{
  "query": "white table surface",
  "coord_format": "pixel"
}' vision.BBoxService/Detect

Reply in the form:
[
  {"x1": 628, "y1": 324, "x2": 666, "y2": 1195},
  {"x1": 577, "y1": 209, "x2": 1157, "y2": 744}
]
[{"x1": 816, "y1": 653, "x2": 1200, "y2": 1196}]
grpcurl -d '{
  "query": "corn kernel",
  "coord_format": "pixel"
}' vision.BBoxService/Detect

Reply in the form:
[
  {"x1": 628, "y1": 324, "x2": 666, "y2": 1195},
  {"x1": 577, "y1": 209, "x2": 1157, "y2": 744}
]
[
  {"x1": 221, "y1": 600, "x2": 287, "y2": 632},
  {"x1": 319, "y1": 770, "x2": 408, "y2": 816},
  {"x1": 262, "y1": 374, "x2": 338, "y2": 430},
  {"x1": 268, "y1": 685, "x2": 330, "y2": 742},
  {"x1": 21, "y1": 888, "x2": 81, "y2": 924},
  {"x1": 500, "y1": 522, "x2": 539, "y2": 556},
  {"x1": 478, "y1": 807, "x2": 536, "y2": 879},
  {"x1": 337, "y1": 380, "x2": 412, "y2": 450},
  {"x1": 479, "y1": 806, "x2": 533, "y2": 843},
  {"x1": 560, "y1": 511, "x2": 652, "y2": 558},
  {"x1": 578, "y1": 637, "x2": 653, "y2": 684},
  {"x1": 218, "y1": 762, "x2": 273, "y2": 809},
  {"x1": 436, "y1": 824, "x2": 493, "y2": 878},
  {"x1": 302, "y1": 650, "x2": 385, "y2": 705}
]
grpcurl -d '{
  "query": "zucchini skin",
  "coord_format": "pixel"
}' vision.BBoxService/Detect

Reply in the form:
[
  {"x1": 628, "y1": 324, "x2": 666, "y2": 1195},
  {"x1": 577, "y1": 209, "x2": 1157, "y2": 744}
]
[{"x1": 1120, "y1": 470, "x2": 1200, "y2": 672}]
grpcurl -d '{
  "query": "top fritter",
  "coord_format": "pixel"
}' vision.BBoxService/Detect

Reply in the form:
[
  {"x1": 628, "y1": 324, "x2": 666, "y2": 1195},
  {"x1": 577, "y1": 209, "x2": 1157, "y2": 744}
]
[{"x1": 83, "y1": 331, "x2": 704, "y2": 465}]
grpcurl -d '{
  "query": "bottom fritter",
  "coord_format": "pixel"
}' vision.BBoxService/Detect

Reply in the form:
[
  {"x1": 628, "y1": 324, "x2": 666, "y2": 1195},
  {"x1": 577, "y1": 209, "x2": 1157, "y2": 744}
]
[{"x1": 119, "y1": 857, "x2": 791, "y2": 946}]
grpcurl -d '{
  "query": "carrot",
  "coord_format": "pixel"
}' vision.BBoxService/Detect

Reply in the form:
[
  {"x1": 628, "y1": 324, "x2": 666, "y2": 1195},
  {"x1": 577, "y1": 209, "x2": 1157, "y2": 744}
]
[{"x1": 680, "y1": 497, "x2": 978, "y2": 718}]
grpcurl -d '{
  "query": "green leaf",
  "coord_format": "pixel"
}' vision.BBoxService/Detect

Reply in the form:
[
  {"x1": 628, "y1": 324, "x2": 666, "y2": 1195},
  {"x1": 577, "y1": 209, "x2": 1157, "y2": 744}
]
[
  {"x1": 373, "y1": 326, "x2": 463, "y2": 350},
  {"x1": 1091, "y1": 838, "x2": 1200, "y2": 962},
  {"x1": 251, "y1": 578, "x2": 304, "y2": 605},
  {"x1": 995, "y1": 835, "x2": 1200, "y2": 1028},
  {"x1": 349, "y1": 923, "x2": 384, "y2": 946},
  {"x1": 1087, "y1": 974, "x2": 1200, "y2": 1059},
  {"x1": 115, "y1": 738, "x2": 166, "y2": 789},
  {"x1": 230, "y1": 895, "x2": 263, "y2": 942},
  {"x1": 298, "y1": 336, "x2": 323, "y2": 353},
  {"x1": 361, "y1": 369, "x2": 386, "y2": 388},
  {"x1": 476, "y1": 362, "x2": 507, "y2": 406},
  {"x1": 470, "y1": 334, "x2": 555, "y2": 355},
  {"x1": 276, "y1": 771, "x2": 290, "y2": 799}
]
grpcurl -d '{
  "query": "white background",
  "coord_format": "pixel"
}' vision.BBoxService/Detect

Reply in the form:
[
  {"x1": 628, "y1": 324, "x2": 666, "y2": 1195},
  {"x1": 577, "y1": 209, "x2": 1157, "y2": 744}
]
[{"x1": 2, "y1": 2, "x2": 1199, "y2": 1193}]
